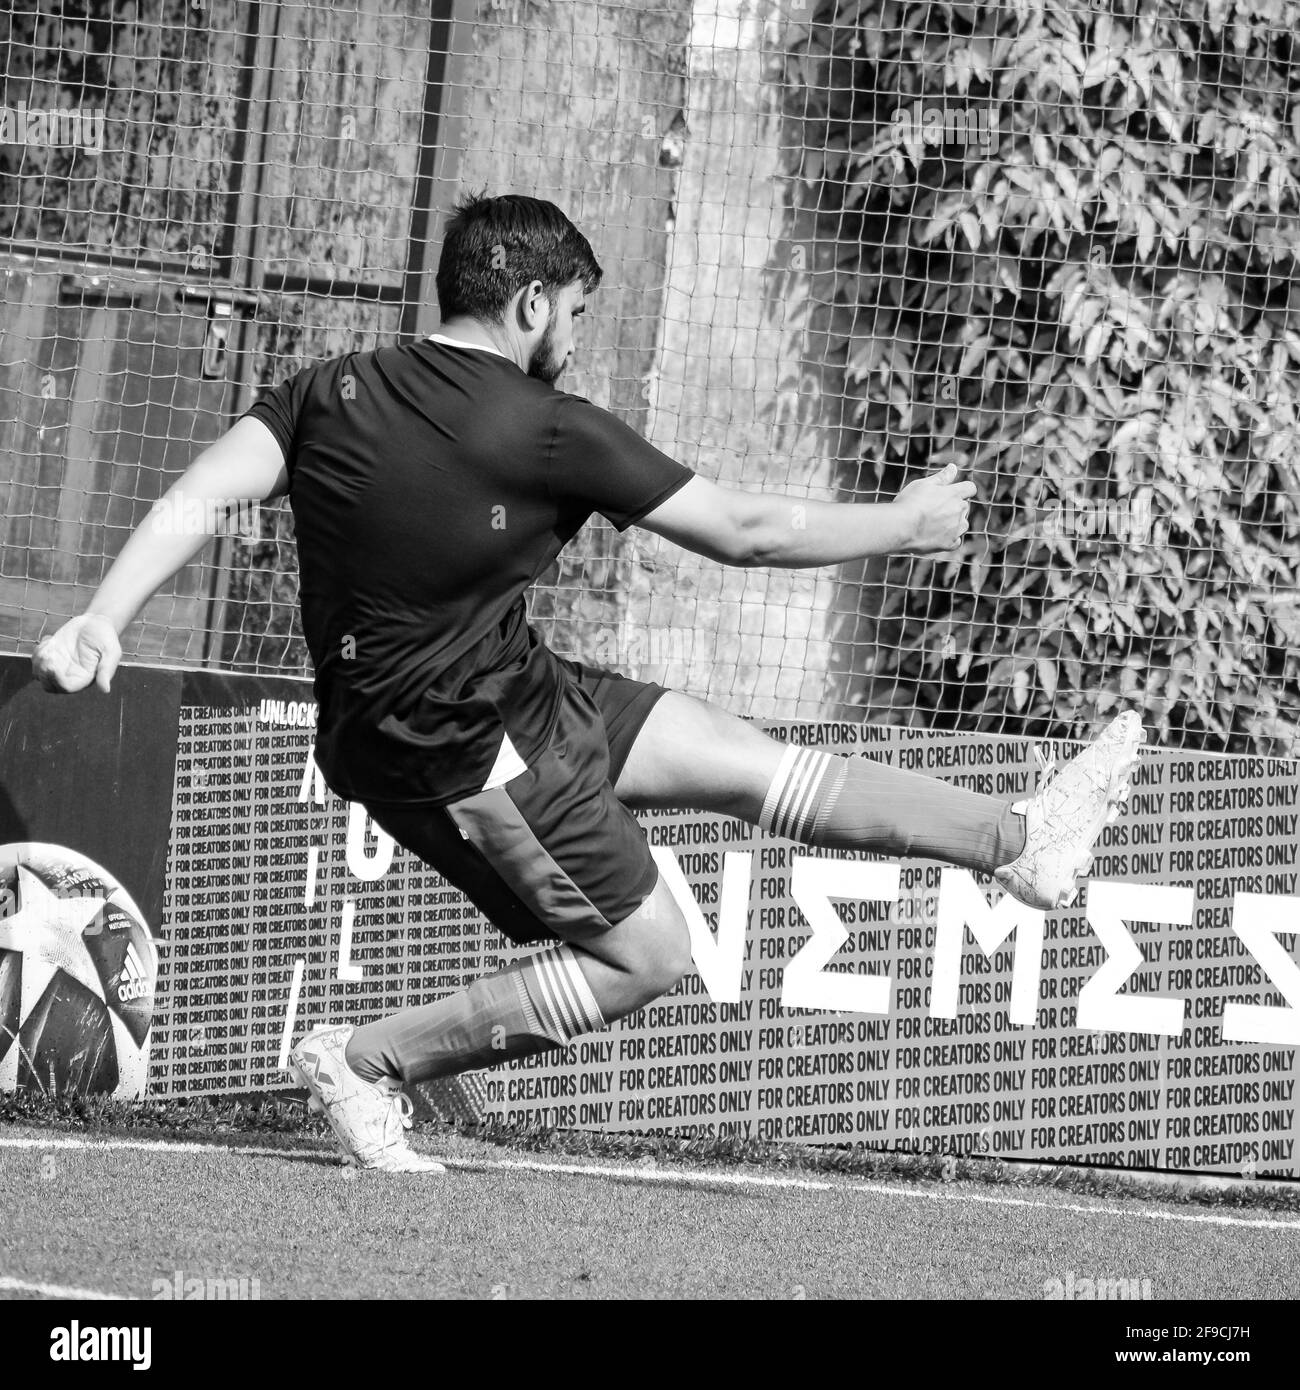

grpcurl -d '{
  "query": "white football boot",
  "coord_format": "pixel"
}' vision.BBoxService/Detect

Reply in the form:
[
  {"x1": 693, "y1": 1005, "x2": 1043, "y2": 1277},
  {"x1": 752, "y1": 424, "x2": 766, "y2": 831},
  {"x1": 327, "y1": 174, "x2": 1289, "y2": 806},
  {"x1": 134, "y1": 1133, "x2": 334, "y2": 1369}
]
[
  {"x1": 994, "y1": 711, "x2": 1146, "y2": 911},
  {"x1": 290, "y1": 1024, "x2": 446, "y2": 1173}
]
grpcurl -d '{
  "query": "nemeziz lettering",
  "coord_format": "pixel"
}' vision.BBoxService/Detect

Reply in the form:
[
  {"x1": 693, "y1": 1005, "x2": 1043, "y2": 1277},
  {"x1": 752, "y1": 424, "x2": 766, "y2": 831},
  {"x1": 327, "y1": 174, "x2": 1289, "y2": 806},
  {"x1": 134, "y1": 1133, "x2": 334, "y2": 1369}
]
[{"x1": 657, "y1": 858, "x2": 1300, "y2": 1043}]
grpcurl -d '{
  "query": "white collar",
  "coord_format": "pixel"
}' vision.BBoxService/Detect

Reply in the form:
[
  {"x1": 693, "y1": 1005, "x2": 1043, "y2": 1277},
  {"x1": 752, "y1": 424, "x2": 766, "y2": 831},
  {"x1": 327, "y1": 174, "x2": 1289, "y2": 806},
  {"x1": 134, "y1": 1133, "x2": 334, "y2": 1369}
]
[{"x1": 427, "y1": 332, "x2": 509, "y2": 360}]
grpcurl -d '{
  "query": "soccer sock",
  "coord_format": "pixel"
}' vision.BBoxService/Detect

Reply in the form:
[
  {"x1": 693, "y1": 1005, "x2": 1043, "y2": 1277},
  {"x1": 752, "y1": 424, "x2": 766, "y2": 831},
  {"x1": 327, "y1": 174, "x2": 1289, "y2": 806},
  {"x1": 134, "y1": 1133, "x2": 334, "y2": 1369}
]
[
  {"x1": 758, "y1": 745, "x2": 1026, "y2": 875},
  {"x1": 344, "y1": 943, "x2": 607, "y2": 1086}
]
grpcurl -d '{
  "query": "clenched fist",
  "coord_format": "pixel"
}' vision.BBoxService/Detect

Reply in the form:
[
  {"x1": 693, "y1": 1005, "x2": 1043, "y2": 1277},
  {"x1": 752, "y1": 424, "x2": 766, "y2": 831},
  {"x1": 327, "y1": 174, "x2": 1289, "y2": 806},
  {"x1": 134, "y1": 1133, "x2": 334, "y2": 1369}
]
[
  {"x1": 32, "y1": 613, "x2": 122, "y2": 694},
  {"x1": 892, "y1": 463, "x2": 976, "y2": 555}
]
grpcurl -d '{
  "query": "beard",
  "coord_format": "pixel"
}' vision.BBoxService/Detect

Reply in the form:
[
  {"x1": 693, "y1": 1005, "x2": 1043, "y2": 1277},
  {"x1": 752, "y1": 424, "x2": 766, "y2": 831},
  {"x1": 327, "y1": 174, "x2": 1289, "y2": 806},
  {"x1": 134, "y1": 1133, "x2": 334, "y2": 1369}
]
[{"x1": 527, "y1": 312, "x2": 565, "y2": 385}]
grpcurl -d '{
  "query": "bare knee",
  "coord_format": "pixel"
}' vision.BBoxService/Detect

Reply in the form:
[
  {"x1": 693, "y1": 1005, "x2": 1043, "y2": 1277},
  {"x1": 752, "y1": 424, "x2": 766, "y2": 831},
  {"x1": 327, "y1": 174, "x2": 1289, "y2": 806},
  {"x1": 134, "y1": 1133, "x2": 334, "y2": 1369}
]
[
  {"x1": 601, "y1": 877, "x2": 693, "y2": 1005},
  {"x1": 641, "y1": 892, "x2": 693, "y2": 995},
  {"x1": 629, "y1": 882, "x2": 693, "y2": 999}
]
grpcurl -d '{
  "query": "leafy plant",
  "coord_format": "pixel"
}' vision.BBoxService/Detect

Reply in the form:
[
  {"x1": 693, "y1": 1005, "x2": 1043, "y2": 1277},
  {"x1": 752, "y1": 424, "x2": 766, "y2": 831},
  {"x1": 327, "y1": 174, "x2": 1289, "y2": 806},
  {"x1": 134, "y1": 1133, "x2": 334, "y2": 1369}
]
[{"x1": 775, "y1": 0, "x2": 1300, "y2": 753}]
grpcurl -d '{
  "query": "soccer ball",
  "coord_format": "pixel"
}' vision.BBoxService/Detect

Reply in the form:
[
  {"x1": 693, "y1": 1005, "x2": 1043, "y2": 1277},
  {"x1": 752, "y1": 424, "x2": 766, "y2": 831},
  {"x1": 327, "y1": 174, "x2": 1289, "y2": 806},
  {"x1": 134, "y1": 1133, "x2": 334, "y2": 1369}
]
[{"x1": 0, "y1": 843, "x2": 159, "y2": 1099}]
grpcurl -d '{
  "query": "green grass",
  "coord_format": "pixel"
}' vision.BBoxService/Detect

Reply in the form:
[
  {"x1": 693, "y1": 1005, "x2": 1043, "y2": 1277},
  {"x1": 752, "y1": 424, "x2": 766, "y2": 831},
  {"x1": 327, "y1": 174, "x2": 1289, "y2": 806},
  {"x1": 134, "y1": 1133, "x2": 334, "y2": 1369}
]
[
  {"x1": 3, "y1": 1088, "x2": 1298, "y2": 1215},
  {"x1": 3, "y1": 1111, "x2": 1300, "y2": 1303}
]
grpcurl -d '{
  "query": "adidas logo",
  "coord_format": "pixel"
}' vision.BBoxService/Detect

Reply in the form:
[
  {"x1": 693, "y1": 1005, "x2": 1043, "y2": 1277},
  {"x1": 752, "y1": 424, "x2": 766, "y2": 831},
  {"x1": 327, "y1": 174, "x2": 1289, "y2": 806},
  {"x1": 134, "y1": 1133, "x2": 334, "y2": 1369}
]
[{"x1": 116, "y1": 942, "x2": 152, "y2": 1003}]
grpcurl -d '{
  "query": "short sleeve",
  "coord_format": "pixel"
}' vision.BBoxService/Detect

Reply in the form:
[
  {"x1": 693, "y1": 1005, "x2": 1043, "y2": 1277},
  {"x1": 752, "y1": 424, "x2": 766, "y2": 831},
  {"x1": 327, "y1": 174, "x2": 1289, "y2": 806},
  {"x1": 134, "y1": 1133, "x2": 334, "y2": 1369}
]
[
  {"x1": 547, "y1": 395, "x2": 694, "y2": 531},
  {"x1": 240, "y1": 366, "x2": 315, "y2": 476}
]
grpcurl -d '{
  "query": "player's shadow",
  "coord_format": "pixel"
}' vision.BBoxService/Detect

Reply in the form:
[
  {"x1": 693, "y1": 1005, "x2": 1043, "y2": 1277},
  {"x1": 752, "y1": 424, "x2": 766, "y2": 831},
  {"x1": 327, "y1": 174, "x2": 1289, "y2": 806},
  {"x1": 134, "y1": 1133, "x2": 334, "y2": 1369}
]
[{"x1": 191, "y1": 1134, "x2": 346, "y2": 1170}]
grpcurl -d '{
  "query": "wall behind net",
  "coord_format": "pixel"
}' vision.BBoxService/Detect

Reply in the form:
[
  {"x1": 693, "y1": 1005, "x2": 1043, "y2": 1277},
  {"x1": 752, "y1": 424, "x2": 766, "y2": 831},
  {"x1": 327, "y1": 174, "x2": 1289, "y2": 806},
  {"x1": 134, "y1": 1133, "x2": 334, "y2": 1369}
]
[{"x1": 1, "y1": 0, "x2": 1297, "y2": 753}]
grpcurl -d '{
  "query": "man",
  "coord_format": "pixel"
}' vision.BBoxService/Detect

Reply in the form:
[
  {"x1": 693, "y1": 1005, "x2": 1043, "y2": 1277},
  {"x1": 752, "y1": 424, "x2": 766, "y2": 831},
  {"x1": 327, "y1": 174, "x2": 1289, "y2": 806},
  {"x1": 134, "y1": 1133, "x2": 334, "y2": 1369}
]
[{"x1": 34, "y1": 193, "x2": 1143, "y2": 1172}]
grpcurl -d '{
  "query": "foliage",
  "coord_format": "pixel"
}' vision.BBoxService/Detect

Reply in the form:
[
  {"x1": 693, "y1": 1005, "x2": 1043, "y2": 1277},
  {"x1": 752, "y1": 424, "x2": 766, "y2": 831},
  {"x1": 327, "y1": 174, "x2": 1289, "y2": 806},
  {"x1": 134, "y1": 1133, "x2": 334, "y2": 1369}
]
[{"x1": 777, "y1": 0, "x2": 1300, "y2": 753}]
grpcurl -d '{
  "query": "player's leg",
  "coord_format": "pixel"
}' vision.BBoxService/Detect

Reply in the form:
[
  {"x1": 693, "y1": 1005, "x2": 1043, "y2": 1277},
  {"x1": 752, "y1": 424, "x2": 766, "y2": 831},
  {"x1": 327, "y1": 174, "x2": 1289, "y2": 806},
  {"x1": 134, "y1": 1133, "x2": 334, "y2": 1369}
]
[
  {"x1": 287, "y1": 778, "x2": 686, "y2": 1167},
  {"x1": 293, "y1": 679, "x2": 692, "y2": 1171},
  {"x1": 613, "y1": 691, "x2": 1142, "y2": 910},
  {"x1": 340, "y1": 861, "x2": 689, "y2": 1088},
  {"x1": 613, "y1": 690, "x2": 1026, "y2": 870},
  {"x1": 291, "y1": 862, "x2": 688, "y2": 1174}
]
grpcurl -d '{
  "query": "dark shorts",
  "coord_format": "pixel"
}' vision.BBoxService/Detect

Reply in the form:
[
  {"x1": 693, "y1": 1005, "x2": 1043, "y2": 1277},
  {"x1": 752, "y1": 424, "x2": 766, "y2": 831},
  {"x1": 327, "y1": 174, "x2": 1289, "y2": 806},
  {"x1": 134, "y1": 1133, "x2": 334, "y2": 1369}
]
[{"x1": 364, "y1": 658, "x2": 670, "y2": 946}]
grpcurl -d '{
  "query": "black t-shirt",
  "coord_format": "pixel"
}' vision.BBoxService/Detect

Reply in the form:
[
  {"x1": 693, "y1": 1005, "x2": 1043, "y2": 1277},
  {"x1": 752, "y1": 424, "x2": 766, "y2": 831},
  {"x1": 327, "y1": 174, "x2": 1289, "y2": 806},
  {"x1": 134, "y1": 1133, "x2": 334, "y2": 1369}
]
[{"x1": 243, "y1": 338, "x2": 693, "y2": 805}]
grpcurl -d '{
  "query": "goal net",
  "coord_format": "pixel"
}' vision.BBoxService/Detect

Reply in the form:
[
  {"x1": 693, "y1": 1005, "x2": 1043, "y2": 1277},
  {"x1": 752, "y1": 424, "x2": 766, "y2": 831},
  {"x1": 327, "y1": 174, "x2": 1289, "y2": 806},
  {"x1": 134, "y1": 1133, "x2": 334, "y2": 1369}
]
[{"x1": 2, "y1": 0, "x2": 1297, "y2": 756}]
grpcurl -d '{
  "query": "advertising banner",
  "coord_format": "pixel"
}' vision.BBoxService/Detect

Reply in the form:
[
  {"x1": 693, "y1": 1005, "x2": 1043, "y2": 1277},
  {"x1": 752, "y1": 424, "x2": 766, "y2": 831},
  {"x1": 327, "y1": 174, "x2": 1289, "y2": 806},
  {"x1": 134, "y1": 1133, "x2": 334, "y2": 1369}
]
[{"x1": 1, "y1": 655, "x2": 1296, "y2": 1176}]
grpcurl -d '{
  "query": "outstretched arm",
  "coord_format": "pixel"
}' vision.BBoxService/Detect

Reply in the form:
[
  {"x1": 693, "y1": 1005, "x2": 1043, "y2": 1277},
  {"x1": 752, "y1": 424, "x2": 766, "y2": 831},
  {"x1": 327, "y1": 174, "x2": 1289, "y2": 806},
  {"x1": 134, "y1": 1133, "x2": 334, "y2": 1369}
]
[
  {"x1": 636, "y1": 464, "x2": 976, "y2": 567},
  {"x1": 32, "y1": 415, "x2": 288, "y2": 693}
]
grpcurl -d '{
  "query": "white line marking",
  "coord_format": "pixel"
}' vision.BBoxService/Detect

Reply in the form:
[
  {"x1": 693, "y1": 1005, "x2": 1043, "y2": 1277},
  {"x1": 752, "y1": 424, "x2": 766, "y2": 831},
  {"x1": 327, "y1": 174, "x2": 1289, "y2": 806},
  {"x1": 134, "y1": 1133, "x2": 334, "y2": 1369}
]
[
  {"x1": 0, "y1": 1134, "x2": 326, "y2": 1161},
  {"x1": 438, "y1": 1155, "x2": 1300, "y2": 1231},
  {"x1": 276, "y1": 958, "x2": 305, "y2": 1071},
  {"x1": 1, "y1": 1133, "x2": 1297, "y2": 1231},
  {"x1": 0, "y1": 1275, "x2": 126, "y2": 1300},
  {"x1": 303, "y1": 846, "x2": 319, "y2": 906}
]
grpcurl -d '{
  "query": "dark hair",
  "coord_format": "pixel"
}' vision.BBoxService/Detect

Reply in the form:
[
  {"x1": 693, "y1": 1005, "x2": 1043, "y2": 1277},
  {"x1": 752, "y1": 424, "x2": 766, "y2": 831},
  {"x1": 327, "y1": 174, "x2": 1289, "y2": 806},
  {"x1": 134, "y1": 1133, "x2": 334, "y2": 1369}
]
[{"x1": 435, "y1": 192, "x2": 602, "y2": 322}]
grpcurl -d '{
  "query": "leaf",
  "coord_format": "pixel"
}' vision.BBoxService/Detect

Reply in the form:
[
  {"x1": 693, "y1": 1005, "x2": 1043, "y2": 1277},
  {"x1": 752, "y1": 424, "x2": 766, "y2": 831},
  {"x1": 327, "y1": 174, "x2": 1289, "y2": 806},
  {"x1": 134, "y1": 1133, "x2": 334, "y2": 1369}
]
[
  {"x1": 1037, "y1": 657, "x2": 1059, "y2": 702},
  {"x1": 1012, "y1": 667, "x2": 1032, "y2": 710},
  {"x1": 1135, "y1": 207, "x2": 1158, "y2": 260},
  {"x1": 1082, "y1": 320, "x2": 1110, "y2": 366},
  {"x1": 958, "y1": 334, "x2": 993, "y2": 376}
]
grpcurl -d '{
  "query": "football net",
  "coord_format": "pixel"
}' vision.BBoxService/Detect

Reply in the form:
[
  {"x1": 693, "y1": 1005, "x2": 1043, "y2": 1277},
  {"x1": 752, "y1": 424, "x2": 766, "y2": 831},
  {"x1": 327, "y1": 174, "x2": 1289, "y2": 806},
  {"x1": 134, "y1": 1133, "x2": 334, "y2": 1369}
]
[{"x1": 2, "y1": 0, "x2": 1298, "y2": 757}]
